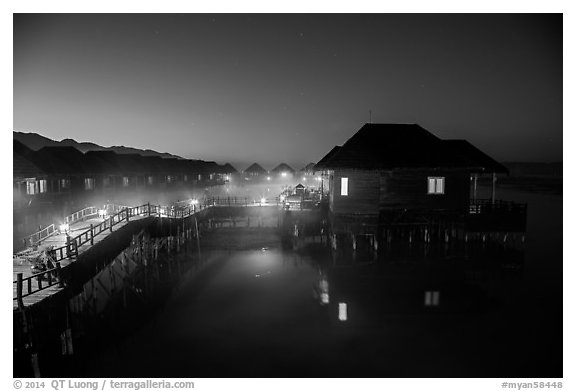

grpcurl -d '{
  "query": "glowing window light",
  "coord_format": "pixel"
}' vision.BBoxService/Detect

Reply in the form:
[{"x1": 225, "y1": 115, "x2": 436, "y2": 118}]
[
  {"x1": 260, "y1": 197, "x2": 266, "y2": 204},
  {"x1": 302, "y1": 177, "x2": 306, "y2": 181},
  {"x1": 280, "y1": 195, "x2": 285, "y2": 202},
  {"x1": 341, "y1": 177, "x2": 348, "y2": 196},
  {"x1": 190, "y1": 199, "x2": 199, "y2": 205},
  {"x1": 338, "y1": 302, "x2": 347, "y2": 321},
  {"x1": 425, "y1": 291, "x2": 440, "y2": 306},
  {"x1": 321, "y1": 293, "x2": 329, "y2": 304},
  {"x1": 266, "y1": 176, "x2": 271, "y2": 181},
  {"x1": 281, "y1": 172, "x2": 287, "y2": 177}
]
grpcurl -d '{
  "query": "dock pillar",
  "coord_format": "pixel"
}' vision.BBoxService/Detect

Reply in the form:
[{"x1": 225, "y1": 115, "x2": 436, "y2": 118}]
[
  {"x1": 17, "y1": 273, "x2": 24, "y2": 310},
  {"x1": 491, "y1": 172, "x2": 497, "y2": 205},
  {"x1": 56, "y1": 262, "x2": 63, "y2": 287}
]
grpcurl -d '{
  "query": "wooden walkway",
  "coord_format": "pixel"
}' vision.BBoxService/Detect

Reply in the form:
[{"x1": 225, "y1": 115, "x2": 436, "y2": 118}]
[
  {"x1": 13, "y1": 198, "x2": 279, "y2": 309},
  {"x1": 13, "y1": 203, "x2": 192, "y2": 309}
]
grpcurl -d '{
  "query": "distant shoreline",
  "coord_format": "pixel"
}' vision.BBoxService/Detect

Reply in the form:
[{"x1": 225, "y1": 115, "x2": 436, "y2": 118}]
[{"x1": 479, "y1": 176, "x2": 562, "y2": 196}]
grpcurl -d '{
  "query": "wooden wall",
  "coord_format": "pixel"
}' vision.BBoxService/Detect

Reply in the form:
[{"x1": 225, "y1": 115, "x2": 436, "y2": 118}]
[
  {"x1": 380, "y1": 169, "x2": 470, "y2": 211},
  {"x1": 330, "y1": 168, "x2": 470, "y2": 216},
  {"x1": 330, "y1": 169, "x2": 381, "y2": 215}
]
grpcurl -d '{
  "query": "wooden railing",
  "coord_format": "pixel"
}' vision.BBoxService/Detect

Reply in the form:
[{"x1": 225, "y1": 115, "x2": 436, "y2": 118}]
[
  {"x1": 20, "y1": 224, "x2": 57, "y2": 248},
  {"x1": 468, "y1": 199, "x2": 527, "y2": 215},
  {"x1": 64, "y1": 206, "x2": 98, "y2": 225},
  {"x1": 18, "y1": 206, "x2": 98, "y2": 250},
  {"x1": 14, "y1": 262, "x2": 64, "y2": 307}
]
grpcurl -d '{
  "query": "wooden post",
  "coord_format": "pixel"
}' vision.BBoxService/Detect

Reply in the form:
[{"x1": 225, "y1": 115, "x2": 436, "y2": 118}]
[
  {"x1": 126, "y1": 208, "x2": 130, "y2": 222},
  {"x1": 147, "y1": 202, "x2": 151, "y2": 217},
  {"x1": 66, "y1": 235, "x2": 71, "y2": 258},
  {"x1": 195, "y1": 217, "x2": 201, "y2": 259},
  {"x1": 56, "y1": 262, "x2": 64, "y2": 287},
  {"x1": 90, "y1": 224, "x2": 94, "y2": 245},
  {"x1": 17, "y1": 273, "x2": 24, "y2": 310},
  {"x1": 491, "y1": 172, "x2": 496, "y2": 205},
  {"x1": 110, "y1": 216, "x2": 113, "y2": 232}
]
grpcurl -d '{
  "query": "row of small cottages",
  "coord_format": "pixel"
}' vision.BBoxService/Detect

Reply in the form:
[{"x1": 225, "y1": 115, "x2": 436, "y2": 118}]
[
  {"x1": 314, "y1": 123, "x2": 523, "y2": 236},
  {"x1": 13, "y1": 140, "x2": 238, "y2": 209},
  {"x1": 243, "y1": 162, "x2": 316, "y2": 181}
]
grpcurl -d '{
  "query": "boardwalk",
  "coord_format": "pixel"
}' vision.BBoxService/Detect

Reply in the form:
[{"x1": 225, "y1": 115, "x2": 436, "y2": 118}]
[
  {"x1": 13, "y1": 203, "x2": 190, "y2": 309},
  {"x1": 13, "y1": 214, "x2": 147, "y2": 308},
  {"x1": 13, "y1": 197, "x2": 281, "y2": 309}
]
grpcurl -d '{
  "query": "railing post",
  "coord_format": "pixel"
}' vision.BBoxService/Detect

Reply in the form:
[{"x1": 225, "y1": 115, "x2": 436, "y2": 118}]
[
  {"x1": 66, "y1": 235, "x2": 71, "y2": 258},
  {"x1": 56, "y1": 262, "x2": 64, "y2": 287},
  {"x1": 110, "y1": 216, "x2": 113, "y2": 232},
  {"x1": 147, "y1": 203, "x2": 151, "y2": 216},
  {"x1": 90, "y1": 224, "x2": 94, "y2": 245},
  {"x1": 126, "y1": 208, "x2": 130, "y2": 222},
  {"x1": 17, "y1": 273, "x2": 24, "y2": 310}
]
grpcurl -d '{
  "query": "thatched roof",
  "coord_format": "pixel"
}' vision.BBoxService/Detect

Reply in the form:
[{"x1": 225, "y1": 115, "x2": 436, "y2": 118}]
[{"x1": 317, "y1": 123, "x2": 507, "y2": 173}]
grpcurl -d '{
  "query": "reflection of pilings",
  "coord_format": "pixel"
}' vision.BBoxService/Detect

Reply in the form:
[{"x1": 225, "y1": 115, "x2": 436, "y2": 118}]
[{"x1": 327, "y1": 221, "x2": 526, "y2": 263}]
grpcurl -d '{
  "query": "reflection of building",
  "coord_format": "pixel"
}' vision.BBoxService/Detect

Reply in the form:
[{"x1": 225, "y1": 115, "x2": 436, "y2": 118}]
[{"x1": 314, "y1": 123, "x2": 526, "y2": 250}]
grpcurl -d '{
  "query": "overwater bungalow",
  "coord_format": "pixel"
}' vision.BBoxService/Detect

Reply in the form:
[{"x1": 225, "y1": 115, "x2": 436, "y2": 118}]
[
  {"x1": 243, "y1": 163, "x2": 268, "y2": 181},
  {"x1": 271, "y1": 163, "x2": 295, "y2": 180},
  {"x1": 314, "y1": 123, "x2": 526, "y2": 251}
]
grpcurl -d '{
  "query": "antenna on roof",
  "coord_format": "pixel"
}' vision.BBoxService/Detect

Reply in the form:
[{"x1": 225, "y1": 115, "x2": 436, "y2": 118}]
[{"x1": 369, "y1": 109, "x2": 372, "y2": 124}]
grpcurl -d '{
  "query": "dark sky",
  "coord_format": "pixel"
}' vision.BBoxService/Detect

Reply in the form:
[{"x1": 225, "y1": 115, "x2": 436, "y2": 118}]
[{"x1": 14, "y1": 14, "x2": 562, "y2": 169}]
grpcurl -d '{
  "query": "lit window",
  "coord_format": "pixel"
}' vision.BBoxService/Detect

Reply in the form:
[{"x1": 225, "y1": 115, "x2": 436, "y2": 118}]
[
  {"x1": 424, "y1": 291, "x2": 440, "y2": 306},
  {"x1": 341, "y1": 177, "x2": 348, "y2": 196},
  {"x1": 147, "y1": 176, "x2": 154, "y2": 185},
  {"x1": 123, "y1": 177, "x2": 130, "y2": 187},
  {"x1": 427, "y1": 177, "x2": 445, "y2": 194}
]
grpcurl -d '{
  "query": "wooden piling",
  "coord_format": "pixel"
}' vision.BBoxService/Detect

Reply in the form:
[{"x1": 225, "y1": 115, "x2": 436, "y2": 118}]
[
  {"x1": 56, "y1": 262, "x2": 63, "y2": 287},
  {"x1": 17, "y1": 273, "x2": 24, "y2": 310}
]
